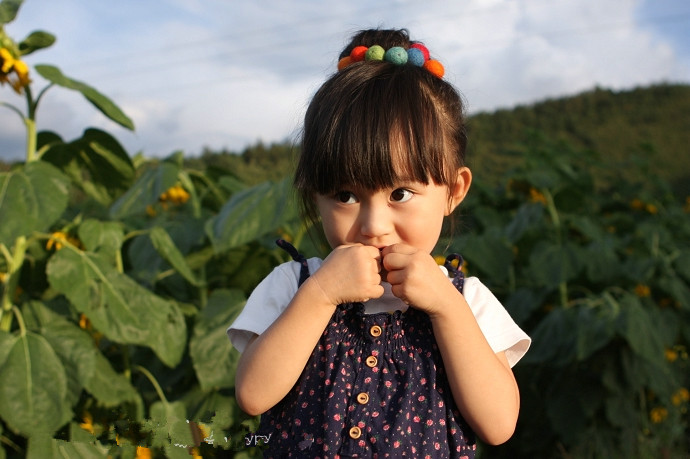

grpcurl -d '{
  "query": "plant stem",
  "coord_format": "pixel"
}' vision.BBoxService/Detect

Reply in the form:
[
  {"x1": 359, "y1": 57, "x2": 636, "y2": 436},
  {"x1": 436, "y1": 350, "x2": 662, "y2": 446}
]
[
  {"x1": 134, "y1": 365, "x2": 169, "y2": 404},
  {"x1": 199, "y1": 265, "x2": 208, "y2": 309},
  {"x1": 543, "y1": 189, "x2": 569, "y2": 308},
  {"x1": 115, "y1": 249, "x2": 124, "y2": 274},
  {"x1": 24, "y1": 116, "x2": 36, "y2": 163},
  {"x1": 0, "y1": 236, "x2": 27, "y2": 332},
  {"x1": 0, "y1": 101, "x2": 25, "y2": 120},
  {"x1": 123, "y1": 346, "x2": 131, "y2": 380},
  {"x1": 24, "y1": 85, "x2": 37, "y2": 162},
  {"x1": 11, "y1": 305, "x2": 26, "y2": 337}
]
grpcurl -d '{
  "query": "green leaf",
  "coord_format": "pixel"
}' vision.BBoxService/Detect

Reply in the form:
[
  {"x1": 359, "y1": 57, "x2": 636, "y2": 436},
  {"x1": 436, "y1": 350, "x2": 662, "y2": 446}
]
[
  {"x1": 41, "y1": 128, "x2": 135, "y2": 205},
  {"x1": 546, "y1": 372, "x2": 602, "y2": 445},
  {"x1": 503, "y1": 288, "x2": 545, "y2": 324},
  {"x1": 78, "y1": 219, "x2": 125, "y2": 264},
  {"x1": 616, "y1": 296, "x2": 666, "y2": 363},
  {"x1": 529, "y1": 240, "x2": 583, "y2": 289},
  {"x1": 18, "y1": 30, "x2": 55, "y2": 55},
  {"x1": 575, "y1": 303, "x2": 617, "y2": 361},
  {"x1": 0, "y1": 161, "x2": 69, "y2": 247},
  {"x1": 109, "y1": 161, "x2": 179, "y2": 219},
  {"x1": 27, "y1": 301, "x2": 139, "y2": 407},
  {"x1": 34, "y1": 65, "x2": 134, "y2": 130},
  {"x1": 568, "y1": 215, "x2": 605, "y2": 241},
  {"x1": 674, "y1": 249, "x2": 690, "y2": 282},
  {"x1": 504, "y1": 202, "x2": 545, "y2": 243},
  {"x1": 26, "y1": 434, "x2": 109, "y2": 459},
  {"x1": 0, "y1": 332, "x2": 71, "y2": 437},
  {"x1": 46, "y1": 248, "x2": 187, "y2": 367},
  {"x1": 455, "y1": 228, "x2": 513, "y2": 283},
  {"x1": 150, "y1": 226, "x2": 202, "y2": 287},
  {"x1": 0, "y1": 330, "x2": 14, "y2": 367},
  {"x1": 221, "y1": 242, "x2": 281, "y2": 294},
  {"x1": 145, "y1": 400, "x2": 195, "y2": 448},
  {"x1": 185, "y1": 390, "x2": 237, "y2": 429},
  {"x1": 189, "y1": 289, "x2": 246, "y2": 390},
  {"x1": 657, "y1": 275, "x2": 690, "y2": 312},
  {"x1": 584, "y1": 238, "x2": 621, "y2": 283},
  {"x1": 206, "y1": 177, "x2": 298, "y2": 252},
  {"x1": 0, "y1": 0, "x2": 22, "y2": 24},
  {"x1": 36, "y1": 130, "x2": 63, "y2": 151},
  {"x1": 519, "y1": 308, "x2": 575, "y2": 366}
]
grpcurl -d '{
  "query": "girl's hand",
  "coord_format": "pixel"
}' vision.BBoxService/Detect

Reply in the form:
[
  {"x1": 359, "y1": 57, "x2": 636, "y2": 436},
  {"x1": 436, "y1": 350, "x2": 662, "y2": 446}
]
[
  {"x1": 309, "y1": 244, "x2": 384, "y2": 306},
  {"x1": 381, "y1": 243, "x2": 459, "y2": 316}
]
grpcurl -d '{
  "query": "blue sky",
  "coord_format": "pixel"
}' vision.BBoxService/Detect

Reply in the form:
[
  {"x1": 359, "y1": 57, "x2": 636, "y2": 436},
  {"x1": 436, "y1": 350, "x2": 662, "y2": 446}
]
[{"x1": 1, "y1": 0, "x2": 688, "y2": 161}]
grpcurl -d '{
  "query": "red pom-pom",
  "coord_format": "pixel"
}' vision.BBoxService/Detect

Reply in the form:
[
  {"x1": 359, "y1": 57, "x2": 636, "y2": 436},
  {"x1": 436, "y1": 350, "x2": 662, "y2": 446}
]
[
  {"x1": 338, "y1": 56, "x2": 352, "y2": 71},
  {"x1": 424, "y1": 59, "x2": 445, "y2": 78},
  {"x1": 350, "y1": 46, "x2": 368, "y2": 62},
  {"x1": 410, "y1": 43, "x2": 430, "y2": 61}
]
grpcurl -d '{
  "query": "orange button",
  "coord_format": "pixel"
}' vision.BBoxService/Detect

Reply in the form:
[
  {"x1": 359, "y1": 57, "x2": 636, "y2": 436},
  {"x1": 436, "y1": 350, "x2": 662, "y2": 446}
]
[
  {"x1": 370, "y1": 325, "x2": 382, "y2": 337},
  {"x1": 356, "y1": 392, "x2": 369, "y2": 404},
  {"x1": 349, "y1": 426, "x2": 362, "y2": 439},
  {"x1": 365, "y1": 355, "x2": 378, "y2": 367}
]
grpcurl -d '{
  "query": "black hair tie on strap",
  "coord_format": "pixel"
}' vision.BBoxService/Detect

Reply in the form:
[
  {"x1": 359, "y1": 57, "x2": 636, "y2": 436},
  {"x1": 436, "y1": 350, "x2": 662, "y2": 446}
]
[
  {"x1": 443, "y1": 253, "x2": 465, "y2": 293},
  {"x1": 276, "y1": 239, "x2": 310, "y2": 287}
]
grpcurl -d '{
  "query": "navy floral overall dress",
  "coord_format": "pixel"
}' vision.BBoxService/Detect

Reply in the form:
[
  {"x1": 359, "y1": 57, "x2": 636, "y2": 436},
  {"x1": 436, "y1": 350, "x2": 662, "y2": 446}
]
[{"x1": 258, "y1": 241, "x2": 476, "y2": 458}]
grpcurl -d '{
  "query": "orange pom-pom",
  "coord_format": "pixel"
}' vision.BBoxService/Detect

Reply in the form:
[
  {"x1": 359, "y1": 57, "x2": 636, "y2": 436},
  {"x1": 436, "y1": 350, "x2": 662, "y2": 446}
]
[
  {"x1": 350, "y1": 46, "x2": 368, "y2": 62},
  {"x1": 337, "y1": 56, "x2": 352, "y2": 71},
  {"x1": 424, "y1": 59, "x2": 445, "y2": 78}
]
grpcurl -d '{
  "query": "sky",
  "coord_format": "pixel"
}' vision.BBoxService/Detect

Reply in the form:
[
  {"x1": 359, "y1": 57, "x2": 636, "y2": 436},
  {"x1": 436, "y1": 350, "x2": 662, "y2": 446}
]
[{"x1": 1, "y1": 0, "x2": 689, "y2": 162}]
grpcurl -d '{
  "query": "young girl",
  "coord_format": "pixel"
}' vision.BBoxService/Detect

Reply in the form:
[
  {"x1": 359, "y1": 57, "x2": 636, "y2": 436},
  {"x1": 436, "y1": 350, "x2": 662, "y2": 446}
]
[{"x1": 228, "y1": 28, "x2": 530, "y2": 458}]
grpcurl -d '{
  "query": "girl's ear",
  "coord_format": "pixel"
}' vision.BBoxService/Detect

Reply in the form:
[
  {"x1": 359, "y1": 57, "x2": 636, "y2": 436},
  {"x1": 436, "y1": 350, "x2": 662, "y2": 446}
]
[{"x1": 445, "y1": 167, "x2": 472, "y2": 216}]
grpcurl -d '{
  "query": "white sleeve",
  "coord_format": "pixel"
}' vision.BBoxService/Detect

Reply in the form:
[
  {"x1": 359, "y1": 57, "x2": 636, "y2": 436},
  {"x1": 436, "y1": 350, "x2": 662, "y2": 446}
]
[
  {"x1": 226, "y1": 258, "x2": 323, "y2": 353},
  {"x1": 463, "y1": 277, "x2": 531, "y2": 367}
]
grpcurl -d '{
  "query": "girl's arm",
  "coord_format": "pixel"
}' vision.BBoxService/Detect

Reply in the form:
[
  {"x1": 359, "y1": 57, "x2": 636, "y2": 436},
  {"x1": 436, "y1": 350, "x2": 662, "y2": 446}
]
[
  {"x1": 430, "y1": 305, "x2": 520, "y2": 445},
  {"x1": 382, "y1": 244, "x2": 520, "y2": 445},
  {"x1": 235, "y1": 244, "x2": 383, "y2": 416}
]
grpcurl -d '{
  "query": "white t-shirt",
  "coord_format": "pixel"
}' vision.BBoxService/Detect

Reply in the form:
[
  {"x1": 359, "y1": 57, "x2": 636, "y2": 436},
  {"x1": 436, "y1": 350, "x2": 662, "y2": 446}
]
[{"x1": 228, "y1": 257, "x2": 531, "y2": 367}]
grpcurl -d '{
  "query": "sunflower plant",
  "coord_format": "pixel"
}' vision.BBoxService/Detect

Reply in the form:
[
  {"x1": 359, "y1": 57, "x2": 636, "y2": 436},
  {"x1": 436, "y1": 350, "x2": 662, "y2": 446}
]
[{"x1": 1, "y1": 1, "x2": 303, "y2": 457}]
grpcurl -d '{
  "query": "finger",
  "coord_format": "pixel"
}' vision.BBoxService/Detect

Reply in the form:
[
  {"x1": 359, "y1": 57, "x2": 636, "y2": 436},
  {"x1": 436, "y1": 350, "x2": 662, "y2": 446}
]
[
  {"x1": 363, "y1": 244, "x2": 383, "y2": 258},
  {"x1": 381, "y1": 243, "x2": 416, "y2": 256},
  {"x1": 382, "y1": 251, "x2": 410, "y2": 272},
  {"x1": 384, "y1": 268, "x2": 400, "y2": 285},
  {"x1": 389, "y1": 283, "x2": 410, "y2": 305},
  {"x1": 369, "y1": 283, "x2": 385, "y2": 299},
  {"x1": 361, "y1": 246, "x2": 382, "y2": 272}
]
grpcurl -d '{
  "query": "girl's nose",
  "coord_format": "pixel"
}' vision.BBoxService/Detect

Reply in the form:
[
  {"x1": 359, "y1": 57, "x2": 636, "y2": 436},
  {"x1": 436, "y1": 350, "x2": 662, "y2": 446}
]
[{"x1": 359, "y1": 202, "x2": 392, "y2": 239}]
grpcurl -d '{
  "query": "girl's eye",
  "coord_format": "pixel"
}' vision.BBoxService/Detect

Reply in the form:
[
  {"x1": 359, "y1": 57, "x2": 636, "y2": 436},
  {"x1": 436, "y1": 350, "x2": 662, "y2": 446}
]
[
  {"x1": 390, "y1": 188, "x2": 413, "y2": 203},
  {"x1": 335, "y1": 191, "x2": 358, "y2": 204}
]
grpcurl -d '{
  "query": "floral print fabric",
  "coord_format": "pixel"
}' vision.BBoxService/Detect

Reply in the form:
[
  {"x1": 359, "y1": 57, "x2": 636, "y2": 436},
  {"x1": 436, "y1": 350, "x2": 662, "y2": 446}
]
[{"x1": 258, "y1": 286, "x2": 476, "y2": 458}]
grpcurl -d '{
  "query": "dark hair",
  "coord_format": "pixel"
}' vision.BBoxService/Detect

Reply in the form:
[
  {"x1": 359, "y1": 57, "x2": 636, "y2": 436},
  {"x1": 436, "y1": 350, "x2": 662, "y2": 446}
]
[{"x1": 294, "y1": 28, "x2": 468, "y2": 224}]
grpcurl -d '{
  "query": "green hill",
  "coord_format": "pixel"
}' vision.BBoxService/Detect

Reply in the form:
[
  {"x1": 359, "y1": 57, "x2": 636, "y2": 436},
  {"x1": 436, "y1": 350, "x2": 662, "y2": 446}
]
[{"x1": 465, "y1": 83, "x2": 690, "y2": 195}]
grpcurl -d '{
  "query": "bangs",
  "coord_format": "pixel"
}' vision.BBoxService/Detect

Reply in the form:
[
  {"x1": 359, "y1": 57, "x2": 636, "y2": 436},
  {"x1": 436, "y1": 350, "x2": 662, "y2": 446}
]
[{"x1": 297, "y1": 65, "x2": 455, "y2": 197}]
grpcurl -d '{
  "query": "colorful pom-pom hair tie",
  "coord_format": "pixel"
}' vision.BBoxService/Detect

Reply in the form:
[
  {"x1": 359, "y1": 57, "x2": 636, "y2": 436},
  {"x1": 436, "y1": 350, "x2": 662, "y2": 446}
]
[{"x1": 337, "y1": 42, "x2": 445, "y2": 79}]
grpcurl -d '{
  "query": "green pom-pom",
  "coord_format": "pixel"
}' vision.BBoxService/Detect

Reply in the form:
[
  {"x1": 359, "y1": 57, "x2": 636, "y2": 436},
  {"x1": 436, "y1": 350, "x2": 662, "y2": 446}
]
[
  {"x1": 384, "y1": 47, "x2": 408, "y2": 65},
  {"x1": 365, "y1": 45, "x2": 385, "y2": 61}
]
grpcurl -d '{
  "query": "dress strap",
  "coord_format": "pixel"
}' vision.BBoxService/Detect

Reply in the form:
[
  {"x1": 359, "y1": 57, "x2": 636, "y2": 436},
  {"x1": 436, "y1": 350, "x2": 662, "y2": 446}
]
[
  {"x1": 443, "y1": 253, "x2": 465, "y2": 293},
  {"x1": 276, "y1": 239, "x2": 310, "y2": 287}
]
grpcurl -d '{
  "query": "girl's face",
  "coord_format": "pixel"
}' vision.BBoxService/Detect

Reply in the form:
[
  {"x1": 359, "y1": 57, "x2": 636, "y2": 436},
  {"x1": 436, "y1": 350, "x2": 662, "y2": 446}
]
[{"x1": 315, "y1": 168, "x2": 471, "y2": 253}]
